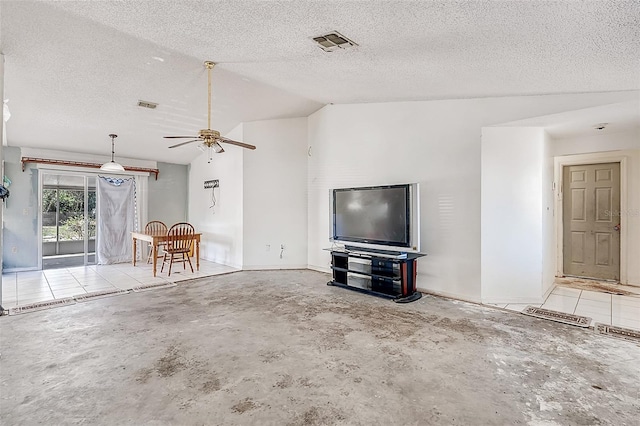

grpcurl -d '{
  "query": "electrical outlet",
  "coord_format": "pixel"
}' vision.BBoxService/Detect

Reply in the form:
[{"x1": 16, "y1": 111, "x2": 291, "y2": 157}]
[
  {"x1": 204, "y1": 179, "x2": 219, "y2": 189},
  {"x1": 266, "y1": 244, "x2": 271, "y2": 251}
]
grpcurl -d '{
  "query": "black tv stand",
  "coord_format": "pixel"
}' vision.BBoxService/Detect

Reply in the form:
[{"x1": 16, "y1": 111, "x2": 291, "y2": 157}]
[
  {"x1": 326, "y1": 248, "x2": 426, "y2": 303},
  {"x1": 343, "y1": 245, "x2": 405, "y2": 256}
]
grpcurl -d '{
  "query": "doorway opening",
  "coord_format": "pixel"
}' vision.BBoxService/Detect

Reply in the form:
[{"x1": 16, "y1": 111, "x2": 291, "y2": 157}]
[{"x1": 40, "y1": 173, "x2": 97, "y2": 269}]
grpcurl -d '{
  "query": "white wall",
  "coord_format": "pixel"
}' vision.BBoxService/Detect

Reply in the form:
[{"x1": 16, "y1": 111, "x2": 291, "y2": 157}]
[
  {"x1": 481, "y1": 127, "x2": 546, "y2": 303},
  {"x1": 542, "y1": 131, "x2": 556, "y2": 297},
  {"x1": 242, "y1": 118, "x2": 308, "y2": 269},
  {"x1": 188, "y1": 125, "x2": 244, "y2": 268},
  {"x1": 551, "y1": 128, "x2": 639, "y2": 156},
  {"x1": 1, "y1": 53, "x2": 4, "y2": 300},
  {"x1": 307, "y1": 91, "x2": 637, "y2": 303}
]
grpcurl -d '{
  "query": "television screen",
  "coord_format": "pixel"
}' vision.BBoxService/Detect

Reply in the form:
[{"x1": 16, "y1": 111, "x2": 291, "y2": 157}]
[{"x1": 333, "y1": 185, "x2": 410, "y2": 247}]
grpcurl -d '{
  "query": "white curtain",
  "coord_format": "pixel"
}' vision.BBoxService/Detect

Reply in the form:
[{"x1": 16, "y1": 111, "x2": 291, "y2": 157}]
[
  {"x1": 96, "y1": 176, "x2": 136, "y2": 264},
  {"x1": 134, "y1": 175, "x2": 149, "y2": 261}
]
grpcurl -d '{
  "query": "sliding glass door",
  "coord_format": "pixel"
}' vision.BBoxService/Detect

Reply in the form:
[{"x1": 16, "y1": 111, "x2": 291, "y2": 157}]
[{"x1": 41, "y1": 173, "x2": 96, "y2": 269}]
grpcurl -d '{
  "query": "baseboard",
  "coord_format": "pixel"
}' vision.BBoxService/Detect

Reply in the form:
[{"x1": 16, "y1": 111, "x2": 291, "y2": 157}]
[
  {"x1": 2, "y1": 267, "x2": 40, "y2": 273},
  {"x1": 480, "y1": 296, "x2": 545, "y2": 305},
  {"x1": 242, "y1": 264, "x2": 309, "y2": 271},
  {"x1": 416, "y1": 287, "x2": 482, "y2": 305},
  {"x1": 199, "y1": 257, "x2": 242, "y2": 270},
  {"x1": 542, "y1": 283, "x2": 555, "y2": 300},
  {"x1": 308, "y1": 265, "x2": 331, "y2": 274}
]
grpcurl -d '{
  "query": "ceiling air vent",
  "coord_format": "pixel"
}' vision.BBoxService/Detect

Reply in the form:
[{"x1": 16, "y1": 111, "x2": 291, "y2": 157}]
[
  {"x1": 312, "y1": 32, "x2": 358, "y2": 52},
  {"x1": 137, "y1": 100, "x2": 158, "y2": 109}
]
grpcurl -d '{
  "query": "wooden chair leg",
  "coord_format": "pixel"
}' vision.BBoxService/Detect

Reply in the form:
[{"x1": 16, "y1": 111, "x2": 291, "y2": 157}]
[
  {"x1": 186, "y1": 254, "x2": 194, "y2": 273},
  {"x1": 168, "y1": 253, "x2": 175, "y2": 276},
  {"x1": 160, "y1": 252, "x2": 167, "y2": 273}
]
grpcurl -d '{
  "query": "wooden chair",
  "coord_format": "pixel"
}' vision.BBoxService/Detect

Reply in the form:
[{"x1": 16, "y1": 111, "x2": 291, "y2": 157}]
[
  {"x1": 161, "y1": 222, "x2": 195, "y2": 276},
  {"x1": 145, "y1": 221, "x2": 168, "y2": 264}
]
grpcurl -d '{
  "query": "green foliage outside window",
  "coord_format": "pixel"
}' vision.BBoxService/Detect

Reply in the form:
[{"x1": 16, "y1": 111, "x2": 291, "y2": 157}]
[
  {"x1": 42, "y1": 188, "x2": 96, "y2": 241},
  {"x1": 42, "y1": 189, "x2": 95, "y2": 213}
]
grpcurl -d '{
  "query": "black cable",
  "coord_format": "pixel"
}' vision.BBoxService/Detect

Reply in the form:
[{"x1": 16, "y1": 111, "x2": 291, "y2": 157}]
[{"x1": 210, "y1": 187, "x2": 216, "y2": 209}]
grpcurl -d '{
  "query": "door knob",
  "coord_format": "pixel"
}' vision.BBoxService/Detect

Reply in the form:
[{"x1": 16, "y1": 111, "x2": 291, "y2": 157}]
[{"x1": 614, "y1": 223, "x2": 621, "y2": 231}]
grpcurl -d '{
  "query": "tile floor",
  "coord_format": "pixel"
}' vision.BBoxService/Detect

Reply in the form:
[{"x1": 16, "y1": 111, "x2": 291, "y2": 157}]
[
  {"x1": 489, "y1": 284, "x2": 640, "y2": 332},
  {"x1": 1, "y1": 259, "x2": 238, "y2": 309}
]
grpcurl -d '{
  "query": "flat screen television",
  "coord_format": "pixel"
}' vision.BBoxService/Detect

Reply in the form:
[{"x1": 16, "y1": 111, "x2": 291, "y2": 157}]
[{"x1": 330, "y1": 183, "x2": 420, "y2": 253}]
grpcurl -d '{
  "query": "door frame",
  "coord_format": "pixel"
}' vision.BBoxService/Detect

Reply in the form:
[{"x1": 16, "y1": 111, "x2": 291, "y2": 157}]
[
  {"x1": 38, "y1": 169, "x2": 96, "y2": 269},
  {"x1": 554, "y1": 151, "x2": 630, "y2": 283}
]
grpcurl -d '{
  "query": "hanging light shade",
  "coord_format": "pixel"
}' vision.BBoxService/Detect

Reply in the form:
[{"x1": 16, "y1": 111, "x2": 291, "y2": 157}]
[{"x1": 100, "y1": 133, "x2": 125, "y2": 172}]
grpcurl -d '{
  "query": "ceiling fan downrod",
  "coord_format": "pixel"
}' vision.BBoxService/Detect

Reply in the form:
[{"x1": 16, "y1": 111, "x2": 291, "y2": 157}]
[{"x1": 205, "y1": 61, "x2": 215, "y2": 131}]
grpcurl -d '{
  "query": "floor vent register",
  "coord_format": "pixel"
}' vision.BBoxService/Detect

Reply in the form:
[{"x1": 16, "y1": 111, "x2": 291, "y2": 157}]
[
  {"x1": 74, "y1": 289, "x2": 129, "y2": 302},
  {"x1": 132, "y1": 282, "x2": 177, "y2": 292},
  {"x1": 522, "y1": 306, "x2": 591, "y2": 327},
  {"x1": 594, "y1": 323, "x2": 640, "y2": 343},
  {"x1": 8, "y1": 298, "x2": 76, "y2": 315}
]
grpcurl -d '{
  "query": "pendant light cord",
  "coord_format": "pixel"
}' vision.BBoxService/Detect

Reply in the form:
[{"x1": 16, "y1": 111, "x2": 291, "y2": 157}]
[{"x1": 108, "y1": 133, "x2": 118, "y2": 162}]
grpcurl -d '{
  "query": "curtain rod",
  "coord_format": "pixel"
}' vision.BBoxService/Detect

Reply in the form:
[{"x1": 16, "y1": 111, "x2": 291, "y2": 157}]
[{"x1": 21, "y1": 157, "x2": 159, "y2": 180}]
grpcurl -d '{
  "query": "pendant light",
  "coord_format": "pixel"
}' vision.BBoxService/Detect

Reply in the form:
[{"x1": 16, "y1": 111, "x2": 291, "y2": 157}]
[{"x1": 100, "y1": 133, "x2": 125, "y2": 172}]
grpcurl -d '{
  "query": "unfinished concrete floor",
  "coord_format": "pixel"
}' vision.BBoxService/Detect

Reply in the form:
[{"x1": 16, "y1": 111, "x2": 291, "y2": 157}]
[{"x1": 1, "y1": 270, "x2": 639, "y2": 425}]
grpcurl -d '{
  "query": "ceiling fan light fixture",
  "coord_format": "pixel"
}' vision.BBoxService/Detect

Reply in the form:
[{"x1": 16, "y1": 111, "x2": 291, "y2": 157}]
[{"x1": 100, "y1": 134, "x2": 125, "y2": 172}]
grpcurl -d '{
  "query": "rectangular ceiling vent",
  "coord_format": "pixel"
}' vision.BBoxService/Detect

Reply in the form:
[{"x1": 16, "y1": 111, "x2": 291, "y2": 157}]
[
  {"x1": 137, "y1": 100, "x2": 158, "y2": 109},
  {"x1": 313, "y1": 32, "x2": 358, "y2": 52}
]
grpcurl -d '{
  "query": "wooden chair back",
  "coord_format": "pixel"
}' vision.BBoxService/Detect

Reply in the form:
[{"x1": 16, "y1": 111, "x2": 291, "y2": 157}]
[
  {"x1": 166, "y1": 222, "x2": 195, "y2": 254},
  {"x1": 145, "y1": 220, "x2": 167, "y2": 237}
]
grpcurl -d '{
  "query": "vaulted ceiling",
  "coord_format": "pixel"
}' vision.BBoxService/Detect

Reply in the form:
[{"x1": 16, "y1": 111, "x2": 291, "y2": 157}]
[{"x1": 2, "y1": 1, "x2": 639, "y2": 164}]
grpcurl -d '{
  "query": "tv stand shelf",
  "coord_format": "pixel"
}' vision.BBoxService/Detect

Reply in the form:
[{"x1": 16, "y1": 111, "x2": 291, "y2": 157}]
[
  {"x1": 331, "y1": 266, "x2": 401, "y2": 281},
  {"x1": 326, "y1": 249, "x2": 425, "y2": 303}
]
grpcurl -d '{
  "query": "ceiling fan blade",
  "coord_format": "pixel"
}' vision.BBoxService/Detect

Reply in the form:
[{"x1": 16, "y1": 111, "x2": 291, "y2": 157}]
[
  {"x1": 164, "y1": 136, "x2": 199, "y2": 139},
  {"x1": 219, "y1": 136, "x2": 256, "y2": 150},
  {"x1": 168, "y1": 139, "x2": 200, "y2": 148}
]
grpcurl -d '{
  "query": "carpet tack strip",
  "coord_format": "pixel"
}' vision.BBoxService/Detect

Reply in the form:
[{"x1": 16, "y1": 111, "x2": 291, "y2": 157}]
[
  {"x1": 132, "y1": 282, "x2": 177, "y2": 292},
  {"x1": 522, "y1": 306, "x2": 591, "y2": 327},
  {"x1": 74, "y1": 289, "x2": 129, "y2": 302},
  {"x1": 594, "y1": 323, "x2": 640, "y2": 343},
  {"x1": 8, "y1": 298, "x2": 76, "y2": 315}
]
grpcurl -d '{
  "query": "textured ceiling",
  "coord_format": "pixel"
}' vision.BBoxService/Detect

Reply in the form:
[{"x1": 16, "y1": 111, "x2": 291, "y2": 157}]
[{"x1": 1, "y1": 1, "x2": 639, "y2": 164}]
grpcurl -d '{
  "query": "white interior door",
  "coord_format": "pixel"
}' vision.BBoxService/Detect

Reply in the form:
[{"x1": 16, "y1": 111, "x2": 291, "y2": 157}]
[{"x1": 562, "y1": 163, "x2": 620, "y2": 280}]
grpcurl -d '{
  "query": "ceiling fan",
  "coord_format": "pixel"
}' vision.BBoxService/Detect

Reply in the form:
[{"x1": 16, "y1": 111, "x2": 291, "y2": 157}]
[{"x1": 164, "y1": 61, "x2": 256, "y2": 159}]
